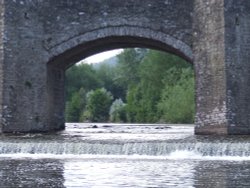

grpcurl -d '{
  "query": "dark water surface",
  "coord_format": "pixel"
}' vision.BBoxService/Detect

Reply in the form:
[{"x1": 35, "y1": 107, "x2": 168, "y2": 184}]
[{"x1": 0, "y1": 123, "x2": 250, "y2": 188}]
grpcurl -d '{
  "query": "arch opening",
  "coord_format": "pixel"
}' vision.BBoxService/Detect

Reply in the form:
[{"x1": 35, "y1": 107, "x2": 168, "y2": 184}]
[{"x1": 46, "y1": 34, "x2": 194, "y2": 130}]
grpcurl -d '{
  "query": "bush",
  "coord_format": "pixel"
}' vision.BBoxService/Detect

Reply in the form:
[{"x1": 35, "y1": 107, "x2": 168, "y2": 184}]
[
  {"x1": 83, "y1": 88, "x2": 113, "y2": 122},
  {"x1": 157, "y1": 68, "x2": 195, "y2": 123},
  {"x1": 109, "y1": 99, "x2": 127, "y2": 122}
]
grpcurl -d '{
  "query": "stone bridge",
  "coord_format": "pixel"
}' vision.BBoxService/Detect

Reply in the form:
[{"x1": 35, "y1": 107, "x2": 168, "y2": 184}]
[{"x1": 0, "y1": 0, "x2": 249, "y2": 134}]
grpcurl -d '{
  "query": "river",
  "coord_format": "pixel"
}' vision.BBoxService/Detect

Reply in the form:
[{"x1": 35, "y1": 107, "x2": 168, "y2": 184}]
[{"x1": 0, "y1": 123, "x2": 250, "y2": 187}]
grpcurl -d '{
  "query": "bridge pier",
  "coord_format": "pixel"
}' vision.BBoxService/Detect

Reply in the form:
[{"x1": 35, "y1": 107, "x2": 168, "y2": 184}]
[
  {"x1": 0, "y1": 0, "x2": 249, "y2": 134},
  {"x1": 194, "y1": 0, "x2": 250, "y2": 134},
  {"x1": 193, "y1": 0, "x2": 228, "y2": 134}
]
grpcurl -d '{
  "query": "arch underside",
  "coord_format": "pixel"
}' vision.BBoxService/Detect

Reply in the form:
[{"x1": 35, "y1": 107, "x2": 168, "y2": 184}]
[{"x1": 47, "y1": 27, "x2": 193, "y2": 69}]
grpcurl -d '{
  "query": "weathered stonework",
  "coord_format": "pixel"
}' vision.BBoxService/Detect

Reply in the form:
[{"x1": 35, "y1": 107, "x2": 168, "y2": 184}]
[
  {"x1": 224, "y1": 1, "x2": 250, "y2": 134},
  {"x1": 193, "y1": 0, "x2": 228, "y2": 134},
  {"x1": 0, "y1": 0, "x2": 249, "y2": 134},
  {"x1": 0, "y1": 0, "x2": 4, "y2": 133},
  {"x1": 194, "y1": 0, "x2": 250, "y2": 135}
]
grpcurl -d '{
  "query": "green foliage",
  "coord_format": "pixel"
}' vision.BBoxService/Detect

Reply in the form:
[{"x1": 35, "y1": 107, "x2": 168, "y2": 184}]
[
  {"x1": 109, "y1": 99, "x2": 127, "y2": 122},
  {"x1": 65, "y1": 63, "x2": 102, "y2": 101},
  {"x1": 157, "y1": 68, "x2": 195, "y2": 123},
  {"x1": 115, "y1": 48, "x2": 147, "y2": 87},
  {"x1": 65, "y1": 48, "x2": 195, "y2": 124},
  {"x1": 83, "y1": 88, "x2": 113, "y2": 122},
  {"x1": 95, "y1": 63, "x2": 126, "y2": 100},
  {"x1": 125, "y1": 50, "x2": 194, "y2": 123},
  {"x1": 65, "y1": 88, "x2": 86, "y2": 122},
  {"x1": 125, "y1": 85, "x2": 140, "y2": 122}
]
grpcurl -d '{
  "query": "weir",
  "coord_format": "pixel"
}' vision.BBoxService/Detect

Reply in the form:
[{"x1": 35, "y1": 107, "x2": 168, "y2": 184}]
[
  {"x1": 1, "y1": 124, "x2": 250, "y2": 187},
  {"x1": 1, "y1": 124, "x2": 250, "y2": 159},
  {"x1": 1, "y1": 141, "x2": 250, "y2": 157}
]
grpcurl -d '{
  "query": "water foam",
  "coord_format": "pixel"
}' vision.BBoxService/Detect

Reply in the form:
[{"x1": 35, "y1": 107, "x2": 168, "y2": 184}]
[{"x1": 0, "y1": 141, "x2": 250, "y2": 161}]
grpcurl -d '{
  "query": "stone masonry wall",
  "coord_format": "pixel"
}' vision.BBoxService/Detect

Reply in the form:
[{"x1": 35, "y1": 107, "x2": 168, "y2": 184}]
[
  {"x1": 225, "y1": 1, "x2": 250, "y2": 134},
  {"x1": 0, "y1": 0, "x2": 194, "y2": 132},
  {"x1": 2, "y1": 0, "x2": 249, "y2": 135},
  {"x1": 0, "y1": 0, "x2": 4, "y2": 133}
]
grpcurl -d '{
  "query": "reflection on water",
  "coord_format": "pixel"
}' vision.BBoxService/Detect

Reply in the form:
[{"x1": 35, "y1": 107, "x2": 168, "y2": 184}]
[
  {"x1": 0, "y1": 159, "x2": 65, "y2": 188},
  {"x1": 0, "y1": 123, "x2": 250, "y2": 187},
  {"x1": 194, "y1": 161, "x2": 250, "y2": 188},
  {"x1": 0, "y1": 158, "x2": 250, "y2": 188},
  {"x1": 64, "y1": 158, "x2": 196, "y2": 188}
]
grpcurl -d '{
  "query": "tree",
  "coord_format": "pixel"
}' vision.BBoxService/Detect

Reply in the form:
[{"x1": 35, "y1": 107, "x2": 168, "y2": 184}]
[
  {"x1": 125, "y1": 50, "x2": 193, "y2": 123},
  {"x1": 65, "y1": 49, "x2": 195, "y2": 124},
  {"x1": 115, "y1": 48, "x2": 147, "y2": 88},
  {"x1": 157, "y1": 68, "x2": 195, "y2": 123},
  {"x1": 83, "y1": 88, "x2": 113, "y2": 122},
  {"x1": 125, "y1": 85, "x2": 142, "y2": 122},
  {"x1": 65, "y1": 63, "x2": 102, "y2": 101},
  {"x1": 65, "y1": 88, "x2": 86, "y2": 122},
  {"x1": 109, "y1": 99, "x2": 126, "y2": 122},
  {"x1": 95, "y1": 62, "x2": 126, "y2": 100}
]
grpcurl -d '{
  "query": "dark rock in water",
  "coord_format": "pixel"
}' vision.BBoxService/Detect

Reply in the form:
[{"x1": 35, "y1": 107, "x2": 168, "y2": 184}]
[
  {"x1": 92, "y1": 125, "x2": 98, "y2": 128},
  {"x1": 155, "y1": 126, "x2": 171, "y2": 129},
  {"x1": 103, "y1": 125, "x2": 112, "y2": 128}
]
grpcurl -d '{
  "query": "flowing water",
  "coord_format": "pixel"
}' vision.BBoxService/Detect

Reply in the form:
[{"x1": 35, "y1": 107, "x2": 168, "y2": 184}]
[{"x1": 1, "y1": 123, "x2": 250, "y2": 187}]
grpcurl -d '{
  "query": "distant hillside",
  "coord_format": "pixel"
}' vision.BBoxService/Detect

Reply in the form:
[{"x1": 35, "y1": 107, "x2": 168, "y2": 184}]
[{"x1": 93, "y1": 56, "x2": 118, "y2": 69}]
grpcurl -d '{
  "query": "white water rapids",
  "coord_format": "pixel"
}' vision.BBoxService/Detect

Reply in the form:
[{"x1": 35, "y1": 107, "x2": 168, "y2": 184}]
[
  {"x1": 1, "y1": 123, "x2": 250, "y2": 187},
  {"x1": 0, "y1": 123, "x2": 250, "y2": 161}
]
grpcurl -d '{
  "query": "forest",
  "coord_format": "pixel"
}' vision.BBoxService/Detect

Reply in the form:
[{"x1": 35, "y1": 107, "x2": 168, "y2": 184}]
[{"x1": 65, "y1": 48, "x2": 195, "y2": 124}]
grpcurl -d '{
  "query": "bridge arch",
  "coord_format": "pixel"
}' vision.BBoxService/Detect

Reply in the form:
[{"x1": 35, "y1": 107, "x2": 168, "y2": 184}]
[
  {"x1": 2, "y1": 0, "x2": 246, "y2": 134},
  {"x1": 46, "y1": 26, "x2": 194, "y2": 130},
  {"x1": 47, "y1": 26, "x2": 193, "y2": 68}
]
